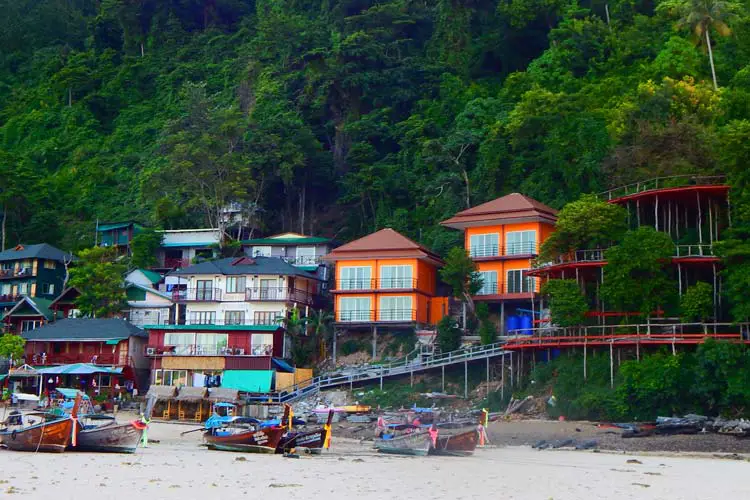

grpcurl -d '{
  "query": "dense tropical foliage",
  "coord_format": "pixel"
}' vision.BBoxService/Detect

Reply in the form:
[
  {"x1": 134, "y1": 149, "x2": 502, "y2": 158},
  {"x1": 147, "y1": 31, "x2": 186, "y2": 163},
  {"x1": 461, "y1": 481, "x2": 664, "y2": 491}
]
[{"x1": 1, "y1": 0, "x2": 750, "y2": 256}]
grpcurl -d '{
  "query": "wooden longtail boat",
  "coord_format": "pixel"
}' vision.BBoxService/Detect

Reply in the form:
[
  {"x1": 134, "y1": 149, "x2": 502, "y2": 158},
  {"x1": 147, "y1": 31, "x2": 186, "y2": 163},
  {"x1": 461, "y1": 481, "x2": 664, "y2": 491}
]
[
  {"x1": 204, "y1": 418, "x2": 286, "y2": 453},
  {"x1": 429, "y1": 428, "x2": 479, "y2": 457},
  {"x1": 0, "y1": 395, "x2": 81, "y2": 453},
  {"x1": 74, "y1": 415, "x2": 144, "y2": 453},
  {"x1": 278, "y1": 409, "x2": 334, "y2": 454},
  {"x1": 374, "y1": 428, "x2": 434, "y2": 456}
]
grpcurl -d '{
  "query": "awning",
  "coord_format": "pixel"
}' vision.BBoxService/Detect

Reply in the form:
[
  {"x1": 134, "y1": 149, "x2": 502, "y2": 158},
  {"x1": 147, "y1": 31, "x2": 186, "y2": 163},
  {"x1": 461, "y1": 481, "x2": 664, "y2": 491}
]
[
  {"x1": 54, "y1": 387, "x2": 90, "y2": 400},
  {"x1": 37, "y1": 363, "x2": 123, "y2": 375},
  {"x1": 0, "y1": 374, "x2": 7, "y2": 383},
  {"x1": 272, "y1": 358, "x2": 295, "y2": 373},
  {"x1": 221, "y1": 370, "x2": 273, "y2": 393},
  {"x1": 105, "y1": 339, "x2": 124, "y2": 345}
]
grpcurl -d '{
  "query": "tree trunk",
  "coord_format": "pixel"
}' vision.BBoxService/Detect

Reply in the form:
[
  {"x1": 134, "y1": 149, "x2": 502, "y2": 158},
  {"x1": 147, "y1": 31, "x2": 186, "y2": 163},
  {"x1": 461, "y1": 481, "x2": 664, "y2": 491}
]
[
  {"x1": 461, "y1": 168, "x2": 471, "y2": 209},
  {"x1": 706, "y1": 29, "x2": 718, "y2": 90},
  {"x1": 68, "y1": 88, "x2": 72, "y2": 107},
  {"x1": 299, "y1": 183, "x2": 306, "y2": 234},
  {"x1": 604, "y1": 3, "x2": 611, "y2": 30},
  {"x1": 140, "y1": 42, "x2": 145, "y2": 58},
  {"x1": 1, "y1": 203, "x2": 6, "y2": 251}
]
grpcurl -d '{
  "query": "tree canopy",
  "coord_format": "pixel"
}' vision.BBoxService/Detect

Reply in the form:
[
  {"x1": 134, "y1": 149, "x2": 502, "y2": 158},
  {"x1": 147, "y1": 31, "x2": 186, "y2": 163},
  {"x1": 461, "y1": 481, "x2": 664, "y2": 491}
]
[
  {"x1": 1, "y1": 0, "x2": 750, "y2": 257},
  {"x1": 68, "y1": 247, "x2": 128, "y2": 317}
]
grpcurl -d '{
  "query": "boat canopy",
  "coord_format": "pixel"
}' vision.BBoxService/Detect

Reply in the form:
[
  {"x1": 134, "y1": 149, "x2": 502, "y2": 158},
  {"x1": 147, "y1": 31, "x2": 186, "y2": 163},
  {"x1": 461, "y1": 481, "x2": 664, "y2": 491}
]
[
  {"x1": 54, "y1": 387, "x2": 90, "y2": 400},
  {"x1": 38, "y1": 363, "x2": 123, "y2": 375}
]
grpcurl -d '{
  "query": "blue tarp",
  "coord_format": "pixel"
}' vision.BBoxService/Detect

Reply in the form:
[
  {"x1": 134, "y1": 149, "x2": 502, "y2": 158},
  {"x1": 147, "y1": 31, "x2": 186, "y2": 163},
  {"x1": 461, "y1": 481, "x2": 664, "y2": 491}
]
[{"x1": 272, "y1": 358, "x2": 295, "y2": 373}]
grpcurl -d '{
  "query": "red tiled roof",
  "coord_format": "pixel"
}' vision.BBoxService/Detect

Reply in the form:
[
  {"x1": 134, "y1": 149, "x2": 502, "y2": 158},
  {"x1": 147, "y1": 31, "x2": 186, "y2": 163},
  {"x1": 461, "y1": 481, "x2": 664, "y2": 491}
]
[
  {"x1": 324, "y1": 228, "x2": 444, "y2": 266},
  {"x1": 441, "y1": 193, "x2": 557, "y2": 228}
]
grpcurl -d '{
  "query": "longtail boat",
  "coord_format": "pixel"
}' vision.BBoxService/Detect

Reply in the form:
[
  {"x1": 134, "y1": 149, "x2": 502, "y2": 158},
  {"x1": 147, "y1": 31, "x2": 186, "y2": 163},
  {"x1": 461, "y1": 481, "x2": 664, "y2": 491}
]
[
  {"x1": 204, "y1": 419, "x2": 285, "y2": 453},
  {"x1": 277, "y1": 406, "x2": 334, "y2": 454},
  {"x1": 429, "y1": 427, "x2": 479, "y2": 456},
  {"x1": 0, "y1": 395, "x2": 81, "y2": 453},
  {"x1": 74, "y1": 415, "x2": 144, "y2": 453},
  {"x1": 374, "y1": 424, "x2": 436, "y2": 456}
]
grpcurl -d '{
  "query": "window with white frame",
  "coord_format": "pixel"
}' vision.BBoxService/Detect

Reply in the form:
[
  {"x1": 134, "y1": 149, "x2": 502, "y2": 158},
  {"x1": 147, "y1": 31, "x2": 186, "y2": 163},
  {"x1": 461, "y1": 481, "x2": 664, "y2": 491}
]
[
  {"x1": 379, "y1": 296, "x2": 413, "y2": 321},
  {"x1": 339, "y1": 297, "x2": 371, "y2": 322},
  {"x1": 44, "y1": 260, "x2": 57, "y2": 270},
  {"x1": 42, "y1": 283, "x2": 55, "y2": 295},
  {"x1": 190, "y1": 311, "x2": 216, "y2": 325},
  {"x1": 1, "y1": 283, "x2": 10, "y2": 295},
  {"x1": 295, "y1": 246, "x2": 317, "y2": 265},
  {"x1": 380, "y1": 265, "x2": 413, "y2": 289},
  {"x1": 164, "y1": 333, "x2": 196, "y2": 355},
  {"x1": 252, "y1": 246, "x2": 272, "y2": 257},
  {"x1": 254, "y1": 311, "x2": 282, "y2": 325},
  {"x1": 470, "y1": 233, "x2": 500, "y2": 257},
  {"x1": 507, "y1": 269, "x2": 535, "y2": 293},
  {"x1": 154, "y1": 369, "x2": 188, "y2": 386},
  {"x1": 226, "y1": 276, "x2": 246, "y2": 293},
  {"x1": 224, "y1": 310, "x2": 245, "y2": 325},
  {"x1": 477, "y1": 271, "x2": 498, "y2": 295},
  {"x1": 195, "y1": 333, "x2": 229, "y2": 355},
  {"x1": 339, "y1": 266, "x2": 372, "y2": 290},
  {"x1": 21, "y1": 320, "x2": 42, "y2": 332},
  {"x1": 251, "y1": 334, "x2": 274, "y2": 355},
  {"x1": 506, "y1": 231, "x2": 537, "y2": 255}
]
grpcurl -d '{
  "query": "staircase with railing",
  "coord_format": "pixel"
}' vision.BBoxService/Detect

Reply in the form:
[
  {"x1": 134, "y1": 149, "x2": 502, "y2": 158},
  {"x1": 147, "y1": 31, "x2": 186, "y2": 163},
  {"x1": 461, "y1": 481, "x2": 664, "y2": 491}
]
[{"x1": 254, "y1": 341, "x2": 510, "y2": 403}]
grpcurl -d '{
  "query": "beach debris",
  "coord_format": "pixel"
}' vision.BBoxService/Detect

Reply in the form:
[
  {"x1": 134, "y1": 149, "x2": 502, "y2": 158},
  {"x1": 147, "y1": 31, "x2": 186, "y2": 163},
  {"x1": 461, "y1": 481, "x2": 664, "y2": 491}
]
[
  {"x1": 626, "y1": 459, "x2": 643, "y2": 464},
  {"x1": 235, "y1": 456, "x2": 247, "y2": 462},
  {"x1": 269, "y1": 483, "x2": 303, "y2": 488},
  {"x1": 631, "y1": 483, "x2": 651, "y2": 488},
  {"x1": 533, "y1": 438, "x2": 598, "y2": 451}
]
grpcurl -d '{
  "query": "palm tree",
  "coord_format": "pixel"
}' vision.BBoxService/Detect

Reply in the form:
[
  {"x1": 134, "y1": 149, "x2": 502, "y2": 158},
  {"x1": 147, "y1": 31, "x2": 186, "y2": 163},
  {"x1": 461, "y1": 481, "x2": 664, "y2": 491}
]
[
  {"x1": 663, "y1": 0, "x2": 738, "y2": 90},
  {"x1": 308, "y1": 309, "x2": 334, "y2": 362},
  {"x1": 277, "y1": 309, "x2": 310, "y2": 367}
]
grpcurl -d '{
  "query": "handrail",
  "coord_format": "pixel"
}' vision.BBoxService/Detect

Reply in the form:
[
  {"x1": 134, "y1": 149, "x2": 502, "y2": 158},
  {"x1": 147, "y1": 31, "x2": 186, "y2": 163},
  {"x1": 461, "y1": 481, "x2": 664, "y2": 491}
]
[
  {"x1": 534, "y1": 245, "x2": 716, "y2": 269},
  {"x1": 261, "y1": 341, "x2": 511, "y2": 403},
  {"x1": 599, "y1": 175, "x2": 727, "y2": 201}
]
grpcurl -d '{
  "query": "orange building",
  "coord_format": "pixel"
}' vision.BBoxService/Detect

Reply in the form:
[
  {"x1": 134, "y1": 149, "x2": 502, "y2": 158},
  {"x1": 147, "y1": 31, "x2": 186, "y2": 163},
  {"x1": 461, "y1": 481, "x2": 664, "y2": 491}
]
[
  {"x1": 324, "y1": 229, "x2": 449, "y2": 356},
  {"x1": 441, "y1": 193, "x2": 558, "y2": 333}
]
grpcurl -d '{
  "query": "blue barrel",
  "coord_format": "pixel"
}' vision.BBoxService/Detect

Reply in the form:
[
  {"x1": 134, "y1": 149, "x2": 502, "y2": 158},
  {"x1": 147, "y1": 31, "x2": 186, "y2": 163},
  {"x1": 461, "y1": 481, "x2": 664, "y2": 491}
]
[
  {"x1": 520, "y1": 315, "x2": 533, "y2": 335},
  {"x1": 506, "y1": 315, "x2": 520, "y2": 334},
  {"x1": 551, "y1": 348, "x2": 561, "y2": 359}
]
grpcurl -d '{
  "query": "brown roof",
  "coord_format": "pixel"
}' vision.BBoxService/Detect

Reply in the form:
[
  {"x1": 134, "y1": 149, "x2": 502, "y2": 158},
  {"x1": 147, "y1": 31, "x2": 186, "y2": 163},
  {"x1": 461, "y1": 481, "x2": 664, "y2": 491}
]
[
  {"x1": 324, "y1": 228, "x2": 444, "y2": 266},
  {"x1": 441, "y1": 193, "x2": 557, "y2": 229}
]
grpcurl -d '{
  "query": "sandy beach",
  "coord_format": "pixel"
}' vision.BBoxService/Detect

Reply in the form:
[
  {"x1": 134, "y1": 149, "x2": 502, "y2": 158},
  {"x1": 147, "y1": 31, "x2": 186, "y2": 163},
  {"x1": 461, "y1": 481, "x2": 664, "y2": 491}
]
[{"x1": 2, "y1": 414, "x2": 749, "y2": 500}]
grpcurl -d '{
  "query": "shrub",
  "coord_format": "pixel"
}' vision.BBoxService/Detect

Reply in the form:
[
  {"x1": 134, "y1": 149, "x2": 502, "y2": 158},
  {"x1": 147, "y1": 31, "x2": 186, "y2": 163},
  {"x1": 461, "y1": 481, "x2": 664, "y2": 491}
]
[
  {"x1": 340, "y1": 339, "x2": 369, "y2": 356},
  {"x1": 680, "y1": 281, "x2": 714, "y2": 322},
  {"x1": 436, "y1": 316, "x2": 462, "y2": 353}
]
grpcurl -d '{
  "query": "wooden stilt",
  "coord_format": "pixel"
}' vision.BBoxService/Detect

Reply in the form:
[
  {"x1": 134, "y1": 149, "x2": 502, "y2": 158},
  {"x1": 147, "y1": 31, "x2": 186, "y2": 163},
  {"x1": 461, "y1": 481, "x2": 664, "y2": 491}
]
[
  {"x1": 583, "y1": 338, "x2": 588, "y2": 381},
  {"x1": 464, "y1": 360, "x2": 468, "y2": 399},
  {"x1": 441, "y1": 364, "x2": 445, "y2": 393},
  {"x1": 609, "y1": 342, "x2": 614, "y2": 388},
  {"x1": 501, "y1": 354, "x2": 505, "y2": 401},
  {"x1": 697, "y1": 192, "x2": 703, "y2": 246},
  {"x1": 655, "y1": 195, "x2": 659, "y2": 231}
]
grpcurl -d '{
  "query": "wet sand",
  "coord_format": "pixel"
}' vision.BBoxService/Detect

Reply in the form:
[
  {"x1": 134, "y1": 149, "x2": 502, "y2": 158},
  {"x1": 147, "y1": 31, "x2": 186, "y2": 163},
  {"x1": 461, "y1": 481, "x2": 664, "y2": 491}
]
[{"x1": 1, "y1": 415, "x2": 749, "y2": 499}]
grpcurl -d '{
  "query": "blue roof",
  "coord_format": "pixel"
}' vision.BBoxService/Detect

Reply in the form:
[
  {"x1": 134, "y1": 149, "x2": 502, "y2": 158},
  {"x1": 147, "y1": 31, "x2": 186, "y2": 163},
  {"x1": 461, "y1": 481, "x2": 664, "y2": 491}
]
[
  {"x1": 272, "y1": 358, "x2": 295, "y2": 373},
  {"x1": 161, "y1": 242, "x2": 216, "y2": 248}
]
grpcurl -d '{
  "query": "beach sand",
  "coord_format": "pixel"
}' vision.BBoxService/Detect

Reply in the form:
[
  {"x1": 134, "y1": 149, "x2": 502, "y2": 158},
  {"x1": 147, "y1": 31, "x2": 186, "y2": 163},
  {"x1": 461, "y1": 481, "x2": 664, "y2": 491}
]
[{"x1": 2, "y1": 414, "x2": 749, "y2": 499}]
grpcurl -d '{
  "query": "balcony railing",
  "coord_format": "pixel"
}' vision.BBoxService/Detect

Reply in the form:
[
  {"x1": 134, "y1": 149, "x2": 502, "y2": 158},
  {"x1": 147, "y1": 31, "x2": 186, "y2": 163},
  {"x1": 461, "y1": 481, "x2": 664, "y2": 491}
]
[
  {"x1": 675, "y1": 244, "x2": 715, "y2": 257},
  {"x1": 0, "y1": 267, "x2": 34, "y2": 279},
  {"x1": 172, "y1": 288, "x2": 223, "y2": 302},
  {"x1": 469, "y1": 242, "x2": 538, "y2": 258},
  {"x1": 145, "y1": 344, "x2": 273, "y2": 357},
  {"x1": 599, "y1": 175, "x2": 727, "y2": 201},
  {"x1": 244, "y1": 287, "x2": 317, "y2": 305},
  {"x1": 475, "y1": 281, "x2": 536, "y2": 296},
  {"x1": 534, "y1": 245, "x2": 716, "y2": 270},
  {"x1": 0, "y1": 294, "x2": 22, "y2": 303},
  {"x1": 162, "y1": 257, "x2": 192, "y2": 269},
  {"x1": 336, "y1": 278, "x2": 420, "y2": 290},
  {"x1": 337, "y1": 309, "x2": 417, "y2": 323},
  {"x1": 281, "y1": 255, "x2": 323, "y2": 266},
  {"x1": 145, "y1": 318, "x2": 282, "y2": 327},
  {"x1": 28, "y1": 352, "x2": 127, "y2": 366}
]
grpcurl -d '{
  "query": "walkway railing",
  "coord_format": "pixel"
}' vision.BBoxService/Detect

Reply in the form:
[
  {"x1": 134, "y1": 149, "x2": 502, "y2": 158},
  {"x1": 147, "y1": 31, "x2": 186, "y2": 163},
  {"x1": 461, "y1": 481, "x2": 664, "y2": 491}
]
[
  {"x1": 599, "y1": 175, "x2": 727, "y2": 201},
  {"x1": 503, "y1": 322, "x2": 749, "y2": 349},
  {"x1": 251, "y1": 341, "x2": 510, "y2": 403},
  {"x1": 534, "y1": 245, "x2": 717, "y2": 270}
]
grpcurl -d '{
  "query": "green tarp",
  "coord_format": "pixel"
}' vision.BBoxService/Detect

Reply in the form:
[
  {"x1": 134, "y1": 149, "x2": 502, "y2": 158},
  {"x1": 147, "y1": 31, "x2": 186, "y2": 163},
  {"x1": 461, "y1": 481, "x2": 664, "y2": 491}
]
[
  {"x1": 221, "y1": 370, "x2": 273, "y2": 393},
  {"x1": 105, "y1": 339, "x2": 124, "y2": 345}
]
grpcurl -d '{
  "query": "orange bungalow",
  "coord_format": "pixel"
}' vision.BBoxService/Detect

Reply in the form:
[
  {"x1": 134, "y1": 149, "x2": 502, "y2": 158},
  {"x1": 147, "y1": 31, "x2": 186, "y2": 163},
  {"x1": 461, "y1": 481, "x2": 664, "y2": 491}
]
[
  {"x1": 324, "y1": 228, "x2": 449, "y2": 357},
  {"x1": 441, "y1": 193, "x2": 558, "y2": 333}
]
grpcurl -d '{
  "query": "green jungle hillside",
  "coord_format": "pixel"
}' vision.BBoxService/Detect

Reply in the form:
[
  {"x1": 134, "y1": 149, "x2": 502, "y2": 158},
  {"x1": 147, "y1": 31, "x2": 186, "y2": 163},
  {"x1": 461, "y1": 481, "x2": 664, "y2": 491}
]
[{"x1": 2, "y1": 0, "x2": 750, "y2": 253}]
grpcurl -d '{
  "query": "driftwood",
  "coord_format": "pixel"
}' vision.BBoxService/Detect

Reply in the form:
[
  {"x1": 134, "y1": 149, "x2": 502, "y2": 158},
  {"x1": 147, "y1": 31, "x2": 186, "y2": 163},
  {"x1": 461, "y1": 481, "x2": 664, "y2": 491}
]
[{"x1": 504, "y1": 396, "x2": 534, "y2": 415}]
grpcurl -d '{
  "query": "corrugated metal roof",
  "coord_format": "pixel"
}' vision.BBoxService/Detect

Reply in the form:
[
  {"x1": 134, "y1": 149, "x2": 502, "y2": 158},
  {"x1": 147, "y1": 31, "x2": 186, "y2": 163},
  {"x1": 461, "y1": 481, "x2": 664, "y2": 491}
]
[
  {"x1": 169, "y1": 256, "x2": 321, "y2": 280},
  {"x1": 21, "y1": 318, "x2": 148, "y2": 341}
]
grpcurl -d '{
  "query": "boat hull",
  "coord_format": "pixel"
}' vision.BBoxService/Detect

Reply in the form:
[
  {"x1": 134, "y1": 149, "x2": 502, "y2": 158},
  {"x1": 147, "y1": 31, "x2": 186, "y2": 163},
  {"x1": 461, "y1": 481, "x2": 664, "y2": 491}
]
[
  {"x1": 205, "y1": 426, "x2": 285, "y2": 454},
  {"x1": 429, "y1": 428, "x2": 479, "y2": 457},
  {"x1": 75, "y1": 422, "x2": 143, "y2": 453},
  {"x1": 0, "y1": 418, "x2": 73, "y2": 453},
  {"x1": 374, "y1": 430, "x2": 432, "y2": 457},
  {"x1": 277, "y1": 428, "x2": 328, "y2": 454}
]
